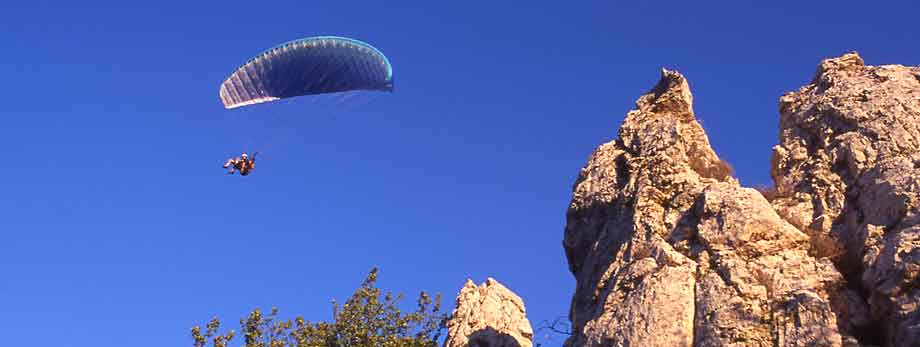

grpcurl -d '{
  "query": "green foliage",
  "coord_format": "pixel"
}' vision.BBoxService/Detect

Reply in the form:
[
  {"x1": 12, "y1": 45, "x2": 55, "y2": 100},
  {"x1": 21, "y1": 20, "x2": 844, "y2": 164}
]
[{"x1": 191, "y1": 268, "x2": 447, "y2": 347}]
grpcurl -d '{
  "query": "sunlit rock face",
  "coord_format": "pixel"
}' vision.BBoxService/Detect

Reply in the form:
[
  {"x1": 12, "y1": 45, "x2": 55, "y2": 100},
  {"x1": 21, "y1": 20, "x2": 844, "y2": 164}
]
[
  {"x1": 555, "y1": 55, "x2": 920, "y2": 346},
  {"x1": 444, "y1": 278, "x2": 534, "y2": 347},
  {"x1": 771, "y1": 52, "x2": 920, "y2": 347}
]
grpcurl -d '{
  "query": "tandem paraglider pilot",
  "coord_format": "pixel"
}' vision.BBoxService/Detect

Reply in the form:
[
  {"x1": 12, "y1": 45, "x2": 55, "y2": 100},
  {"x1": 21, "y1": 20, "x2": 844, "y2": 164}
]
[
  {"x1": 223, "y1": 152, "x2": 257, "y2": 176},
  {"x1": 216, "y1": 37, "x2": 394, "y2": 177}
]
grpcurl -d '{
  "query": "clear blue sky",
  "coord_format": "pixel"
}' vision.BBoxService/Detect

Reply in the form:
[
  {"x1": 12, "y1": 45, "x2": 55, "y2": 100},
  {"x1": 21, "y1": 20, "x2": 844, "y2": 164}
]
[{"x1": 1, "y1": 1, "x2": 917, "y2": 346}]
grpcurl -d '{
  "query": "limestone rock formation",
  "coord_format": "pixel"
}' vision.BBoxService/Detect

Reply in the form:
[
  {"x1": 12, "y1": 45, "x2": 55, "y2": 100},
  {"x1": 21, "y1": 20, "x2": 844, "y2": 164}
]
[
  {"x1": 563, "y1": 67, "x2": 850, "y2": 346},
  {"x1": 444, "y1": 278, "x2": 534, "y2": 347},
  {"x1": 771, "y1": 52, "x2": 920, "y2": 347}
]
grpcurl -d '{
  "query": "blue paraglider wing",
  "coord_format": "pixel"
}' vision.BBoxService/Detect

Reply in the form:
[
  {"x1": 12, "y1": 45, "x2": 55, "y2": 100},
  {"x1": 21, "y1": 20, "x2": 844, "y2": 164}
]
[{"x1": 219, "y1": 36, "x2": 393, "y2": 109}]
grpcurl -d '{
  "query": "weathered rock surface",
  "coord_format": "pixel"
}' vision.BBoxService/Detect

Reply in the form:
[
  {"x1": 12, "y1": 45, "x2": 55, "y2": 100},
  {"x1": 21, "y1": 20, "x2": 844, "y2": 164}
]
[
  {"x1": 444, "y1": 278, "x2": 534, "y2": 347},
  {"x1": 563, "y1": 67, "x2": 852, "y2": 346},
  {"x1": 772, "y1": 52, "x2": 920, "y2": 347}
]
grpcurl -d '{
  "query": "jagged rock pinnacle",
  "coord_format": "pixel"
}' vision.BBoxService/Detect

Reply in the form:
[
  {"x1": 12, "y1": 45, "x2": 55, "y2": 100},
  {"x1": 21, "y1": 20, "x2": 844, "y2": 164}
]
[{"x1": 564, "y1": 61, "x2": 848, "y2": 347}]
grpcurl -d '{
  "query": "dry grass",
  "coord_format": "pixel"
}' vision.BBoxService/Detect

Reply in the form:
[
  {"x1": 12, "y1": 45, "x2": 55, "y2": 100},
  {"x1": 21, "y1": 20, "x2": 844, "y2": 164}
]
[{"x1": 696, "y1": 157, "x2": 735, "y2": 180}]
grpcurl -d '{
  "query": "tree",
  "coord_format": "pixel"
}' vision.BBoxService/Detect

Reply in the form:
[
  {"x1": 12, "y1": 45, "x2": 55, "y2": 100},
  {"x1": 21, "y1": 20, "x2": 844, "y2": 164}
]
[{"x1": 191, "y1": 268, "x2": 447, "y2": 347}]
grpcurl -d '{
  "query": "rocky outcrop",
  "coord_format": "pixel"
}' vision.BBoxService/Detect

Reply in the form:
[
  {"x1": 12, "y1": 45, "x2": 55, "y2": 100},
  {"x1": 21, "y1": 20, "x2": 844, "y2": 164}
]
[
  {"x1": 563, "y1": 67, "x2": 850, "y2": 346},
  {"x1": 444, "y1": 278, "x2": 534, "y2": 347},
  {"x1": 771, "y1": 52, "x2": 920, "y2": 346}
]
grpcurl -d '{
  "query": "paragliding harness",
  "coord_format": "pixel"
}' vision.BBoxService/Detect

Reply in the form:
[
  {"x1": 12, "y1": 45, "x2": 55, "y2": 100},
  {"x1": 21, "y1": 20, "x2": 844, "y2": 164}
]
[{"x1": 224, "y1": 152, "x2": 257, "y2": 176}]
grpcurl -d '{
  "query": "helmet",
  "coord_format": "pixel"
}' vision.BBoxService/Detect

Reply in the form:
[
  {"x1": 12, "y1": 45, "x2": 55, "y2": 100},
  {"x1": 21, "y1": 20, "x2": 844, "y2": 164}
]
[{"x1": 241, "y1": 153, "x2": 248, "y2": 159}]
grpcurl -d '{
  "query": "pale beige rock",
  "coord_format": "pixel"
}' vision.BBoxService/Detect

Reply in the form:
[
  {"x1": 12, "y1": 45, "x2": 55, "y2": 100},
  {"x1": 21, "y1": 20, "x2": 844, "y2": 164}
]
[
  {"x1": 564, "y1": 68, "x2": 846, "y2": 347},
  {"x1": 564, "y1": 70, "x2": 719, "y2": 347},
  {"x1": 693, "y1": 184, "x2": 843, "y2": 347},
  {"x1": 444, "y1": 278, "x2": 534, "y2": 347},
  {"x1": 772, "y1": 52, "x2": 920, "y2": 346}
]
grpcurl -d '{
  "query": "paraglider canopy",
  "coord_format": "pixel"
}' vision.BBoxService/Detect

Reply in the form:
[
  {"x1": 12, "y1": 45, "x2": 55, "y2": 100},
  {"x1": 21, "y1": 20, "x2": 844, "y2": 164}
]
[{"x1": 219, "y1": 36, "x2": 393, "y2": 109}]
